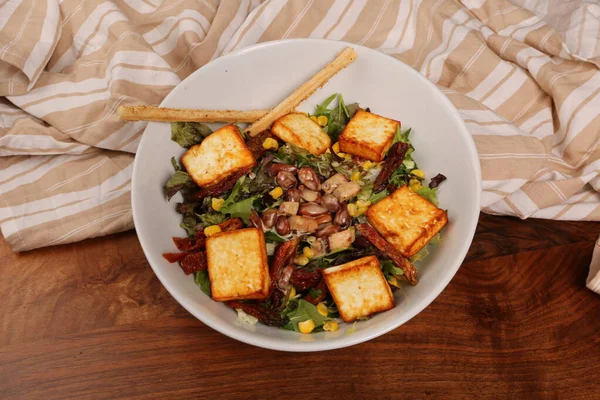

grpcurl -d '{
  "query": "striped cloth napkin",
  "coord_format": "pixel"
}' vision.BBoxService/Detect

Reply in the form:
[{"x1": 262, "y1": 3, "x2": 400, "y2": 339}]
[{"x1": 1, "y1": 0, "x2": 599, "y2": 291}]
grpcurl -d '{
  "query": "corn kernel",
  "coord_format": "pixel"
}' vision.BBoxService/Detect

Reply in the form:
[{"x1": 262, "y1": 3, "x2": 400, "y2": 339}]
[
  {"x1": 262, "y1": 137, "x2": 279, "y2": 150},
  {"x1": 269, "y1": 186, "x2": 284, "y2": 199},
  {"x1": 362, "y1": 161, "x2": 374, "y2": 170},
  {"x1": 347, "y1": 203, "x2": 359, "y2": 217},
  {"x1": 317, "y1": 302, "x2": 328, "y2": 317},
  {"x1": 343, "y1": 153, "x2": 353, "y2": 161},
  {"x1": 289, "y1": 286, "x2": 296, "y2": 298},
  {"x1": 298, "y1": 319, "x2": 315, "y2": 334},
  {"x1": 204, "y1": 225, "x2": 222, "y2": 237},
  {"x1": 357, "y1": 206, "x2": 368, "y2": 216},
  {"x1": 317, "y1": 115, "x2": 328, "y2": 127},
  {"x1": 323, "y1": 321, "x2": 339, "y2": 332},
  {"x1": 356, "y1": 200, "x2": 371, "y2": 208},
  {"x1": 411, "y1": 169, "x2": 425, "y2": 179},
  {"x1": 409, "y1": 178, "x2": 422, "y2": 192},
  {"x1": 294, "y1": 255, "x2": 309, "y2": 266},
  {"x1": 211, "y1": 198, "x2": 224, "y2": 211},
  {"x1": 310, "y1": 115, "x2": 319, "y2": 124},
  {"x1": 387, "y1": 276, "x2": 400, "y2": 287},
  {"x1": 332, "y1": 142, "x2": 340, "y2": 154},
  {"x1": 351, "y1": 171, "x2": 361, "y2": 181},
  {"x1": 303, "y1": 246, "x2": 314, "y2": 259}
]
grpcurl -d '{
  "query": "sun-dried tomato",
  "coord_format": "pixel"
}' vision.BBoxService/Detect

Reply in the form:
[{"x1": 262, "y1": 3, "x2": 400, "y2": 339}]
[
  {"x1": 246, "y1": 130, "x2": 275, "y2": 159},
  {"x1": 179, "y1": 252, "x2": 208, "y2": 275},
  {"x1": 356, "y1": 223, "x2": 418, "y2": 285},
  {"x1": 373, "y1": 142, "x2": 409, "y2": 192},
  {"x1": 289, "y1": 268, "x2": 322, "y2": 291},
  {"x1": 172, "y1": 236, "x2": 206, "y2": 252},
  {"x1": 162, "y1": 252, "x2": 188, "y2": 263},
  {"x1": 226, "y1": 301, "x2": 286, "y2": 327}
]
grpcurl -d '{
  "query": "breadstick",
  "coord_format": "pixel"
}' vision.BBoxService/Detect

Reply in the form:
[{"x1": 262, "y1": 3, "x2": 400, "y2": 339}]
[
  {"x1": 244, "y1": 47, "x2": 358, "y2": 137},
  {"x1": 117, "y1": 105, "x2": 269, "y2": 123}
]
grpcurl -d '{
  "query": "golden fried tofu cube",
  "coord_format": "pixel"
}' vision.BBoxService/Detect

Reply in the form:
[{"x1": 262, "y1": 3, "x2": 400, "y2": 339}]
[
  {"x1": 271, "y1": 113, "x2": 331, "y2": 155},
  {"x1": 366, "y1": 185, "x2": 448, "y2": 257},
  {"x1": 322, "y1": 256, "x2": 394, "y2": 322},
  {"x1": 206, "y1": 228, "x2": 270, "y2": 301},
  {"x1": 181, "y1": 124, "x2": 256, "y2": 188},
  {"x1": 338, "y1": 110, "x2": 400, "y2": 162}
]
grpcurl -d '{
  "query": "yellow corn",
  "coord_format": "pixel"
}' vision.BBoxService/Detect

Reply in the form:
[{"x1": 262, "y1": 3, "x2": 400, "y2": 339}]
[
  {"x1": 323, "y1": 321, "x2": 339, "y2": 332},
  {"x1": 303, "y1": 246, "x2": 314, "y2": 259},
  {"x1": 387, "y1": 276, "x2": 400, "y2": 287},
  {"x1": 310, "y1": 115, "x2": 319, "y2": 124},
  {"x1": 262, "y1": 137, "x2": 279, "y2": 150},
  {"x1": 362, "y1": 161, "x2": 374, "y2": 170},
  {"x1": 204, "y1": 225, "x2": 222, "y2": 237},
  {"x1": 211, "y1": 198, "x2": 224, "y2": 211},
  {"x1": 356, "y1": 200, "x2": 371, "y2": 208},
  {"x1": 269, "y1": 186, "x2": 284, "y2": 199},
  {"x1": 294, "y1": 255, "x2": 309, "y2": 266},
  {"x1": 409, "y1": 178, "x2": 422, "y2": 192},
  {"x1": 332, "y1": 142, "x2": 340, "y2": 154},
  {"x1": 289, "y1": 286, "x2": 296, "y2": 298},
  {"x1": 411, "y1": 169, "x2": 425, "y2": 179},
  {"x1": 351, "y1": 171, "x2": 361, "y2": 181},
  {"x1": 317, "y1": 302, "x2": 328, "y2": 317},
  {"x1": 343, "y1": 153, "x2": 353, "y2": 161},
  {"x1": 317, "y1": 115, "x2": 328, "y2": 127},
  {"x1": 298, "y1": 319, "x2": 315, "y2": 334},
  {"x1": 347, "y1": 203, "x2": 359, "y2": 217},
  {"x1": 357, "y1": 206, "x2": 368, "y2": 216}
]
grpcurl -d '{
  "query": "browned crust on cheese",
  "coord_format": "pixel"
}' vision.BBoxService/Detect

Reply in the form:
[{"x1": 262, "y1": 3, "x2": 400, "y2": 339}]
[
  {"x1": 323, "y1": 256, "x2": 394, "y2": 322},
  {"x1": 271, "y1": 113, "x2": 330, "y2": 155},
  {"x1": 366, "y1": 186, "x2": 448, "y2": 258},
  {"x1": 206, "y1": 228, "x2": 270, "y2": 302},
  {"x1": 338, "y1": 110, "x2": 399, "y2": 162},
  {"x1": 181, "y1": 124, "x2": 256, "y2": 188}
]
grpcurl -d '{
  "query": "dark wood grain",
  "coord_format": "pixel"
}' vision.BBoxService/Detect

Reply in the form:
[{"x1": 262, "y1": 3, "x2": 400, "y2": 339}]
[{"x1": 1, "y1": 215, "x2": 600, "y2": 399}]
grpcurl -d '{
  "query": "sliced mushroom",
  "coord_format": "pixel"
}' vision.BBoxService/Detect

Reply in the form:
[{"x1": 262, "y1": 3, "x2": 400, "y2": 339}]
[
  {"x1": 328, "y1": 229, "x2": 355, "y2": 251},
  {"x1": 322, "y1": 173, "x2": 348, "y2": 194},
  {"x1": 288, "y1": 215, "x2": 319, "y2": 233},
  {"x1": 310, "y1": 237, "x2": 329, "y2": 257},
  {"x1": 332, "y1": 181, "x2": 361, "y2": 202},
  {"x1": 279, "y1": 201, "x2": 299, "y2": 216}
]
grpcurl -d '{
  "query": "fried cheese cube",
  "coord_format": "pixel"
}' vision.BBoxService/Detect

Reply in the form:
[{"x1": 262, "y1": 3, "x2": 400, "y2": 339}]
[
  {"x1": 206, "y1": 228, "x2": 270, "y2": 301},
  {"x1": 366, "y1": 185, "x2": 448, "y2": 257},
  {"x1": 271, "y1": 113, "x2": 331, "y2": 155},
  {"x1": 338, "y1": 110, "x2": 400, "y2": 162},
  {"x1": 181, "y1": 124, "x2": 256, "y2": 188},
  {"x1": 322, "y1": 256, "x2": 394, "y2": 322}
]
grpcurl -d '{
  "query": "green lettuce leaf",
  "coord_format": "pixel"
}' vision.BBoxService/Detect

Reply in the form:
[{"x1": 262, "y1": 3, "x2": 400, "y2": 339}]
[
  {"x1": 198, "y1": 210, "x2": 227, "y2": 227},
  {"x1": 381, "y1": 259, "x2": 404, "y2": 277},
  {"x1": 264, "y1": 231, "x2": 286, "y2": 244},
  {"x1": 180, "y1": 216, "x2": 198, "y2": 237},
  {"x1": 194, "y1": 270, "x2": 211, "y2": 296},
  {"x1": 165, "y1": 170, "x2": 191, "y2": 200},
  {"x1": 171, "y1": 122, "x2": 212, "y2": 148},
  {"x1": 416, "y1": 186, "x2": 439, "y2": 206},
  {"x1": 286, "y1": 299, "x2": 327, "y2": 331},
  {"x1": 220, "y1": 195, "x2": 260, "y2": 223},
  {"x1": 368, "y1": 189, "x2": 389, "y2": 204}
]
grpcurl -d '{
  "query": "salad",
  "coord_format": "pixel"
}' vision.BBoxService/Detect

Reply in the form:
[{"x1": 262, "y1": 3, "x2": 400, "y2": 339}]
[{"x1": 162, "y1": 94, "x2": 447, "y2": 334}]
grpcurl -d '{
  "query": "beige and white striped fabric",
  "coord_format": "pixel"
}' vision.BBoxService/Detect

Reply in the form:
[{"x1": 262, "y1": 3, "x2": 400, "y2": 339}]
[{"x1": 1, "y1": 0, "x2": 600, "y2": 289}]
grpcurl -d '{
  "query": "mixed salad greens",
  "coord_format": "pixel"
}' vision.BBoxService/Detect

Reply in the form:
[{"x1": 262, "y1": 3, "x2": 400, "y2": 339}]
[{"x1": 163, "y1": 94, "x2": 446, "y2": 333}]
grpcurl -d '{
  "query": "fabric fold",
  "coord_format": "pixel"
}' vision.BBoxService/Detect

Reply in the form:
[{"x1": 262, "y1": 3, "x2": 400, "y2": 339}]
[{"x1": 0, "y1": 0, "x2": 598, "y2": 295}]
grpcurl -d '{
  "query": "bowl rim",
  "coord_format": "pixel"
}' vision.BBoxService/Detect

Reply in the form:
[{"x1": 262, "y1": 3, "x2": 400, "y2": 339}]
[{"x1": 132, "y1": 38, "x2": 482, "y2": 352}]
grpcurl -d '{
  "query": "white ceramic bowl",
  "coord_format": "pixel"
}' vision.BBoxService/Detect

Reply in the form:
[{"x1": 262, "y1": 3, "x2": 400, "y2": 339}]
[{"x1": 132, "y1": 39, "x2": 481, "y2": 352}]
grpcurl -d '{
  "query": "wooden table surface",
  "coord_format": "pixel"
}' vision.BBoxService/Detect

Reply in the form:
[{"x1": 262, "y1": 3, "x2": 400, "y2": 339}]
[{"x1": 1, "y1": 214, "x2": 600, "y2": 399}]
